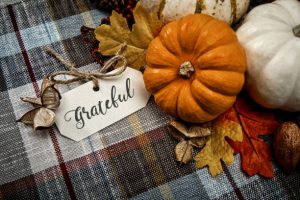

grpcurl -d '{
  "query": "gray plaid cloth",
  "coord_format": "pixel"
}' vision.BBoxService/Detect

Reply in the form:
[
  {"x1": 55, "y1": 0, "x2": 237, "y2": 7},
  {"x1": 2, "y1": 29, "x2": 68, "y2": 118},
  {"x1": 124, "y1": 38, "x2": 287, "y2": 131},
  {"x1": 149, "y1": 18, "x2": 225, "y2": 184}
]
[{"x1": 0, "y1": 0, "x2": 299, "y2": 199}]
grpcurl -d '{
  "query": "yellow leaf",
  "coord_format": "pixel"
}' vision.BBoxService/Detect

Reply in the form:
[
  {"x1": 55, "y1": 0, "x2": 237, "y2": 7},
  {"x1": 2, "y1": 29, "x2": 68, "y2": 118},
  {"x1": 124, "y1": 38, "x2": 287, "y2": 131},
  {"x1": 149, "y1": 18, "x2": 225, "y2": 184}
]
[
  {"x1": 128, "y1": 3, "x2": 163, "y2": 49},
  {"x1": 95, "y1": 11, "x2": 130, "y2": 56},
  {"x1": 94, "y1": 3, "x2": 163, "y2": 69},
  {"x1": 194, "y1": 119, "x2": 243, "y2": 176}
]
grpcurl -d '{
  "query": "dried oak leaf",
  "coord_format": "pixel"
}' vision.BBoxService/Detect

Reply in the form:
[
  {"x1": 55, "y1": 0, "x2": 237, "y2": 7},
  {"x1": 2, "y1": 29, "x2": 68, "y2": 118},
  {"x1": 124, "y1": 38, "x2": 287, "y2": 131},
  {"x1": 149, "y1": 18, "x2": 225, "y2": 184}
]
[
  {"x1": 18, "y1": 78, "x2": 61, "y2": 130},
  {"x1": 94, "y1": 2, "x2": 162, "y2": 69},
  {"x1": 168, "y1": 120, "x2": 212, "y2": 164},
  {"x1": 226, "y1": 94, "x2": 279, "y2": 178},
  {"x1": 194, "y1": 118, "x2": 243, "y2": 176}
]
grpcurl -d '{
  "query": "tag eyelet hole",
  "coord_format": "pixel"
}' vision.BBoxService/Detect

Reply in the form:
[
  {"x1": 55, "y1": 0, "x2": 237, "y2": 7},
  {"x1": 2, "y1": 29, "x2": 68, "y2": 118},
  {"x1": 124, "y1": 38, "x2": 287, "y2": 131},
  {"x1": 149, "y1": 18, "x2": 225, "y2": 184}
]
[{"x1": 93, "y1": 86, "x2": 99, "y2": 92}]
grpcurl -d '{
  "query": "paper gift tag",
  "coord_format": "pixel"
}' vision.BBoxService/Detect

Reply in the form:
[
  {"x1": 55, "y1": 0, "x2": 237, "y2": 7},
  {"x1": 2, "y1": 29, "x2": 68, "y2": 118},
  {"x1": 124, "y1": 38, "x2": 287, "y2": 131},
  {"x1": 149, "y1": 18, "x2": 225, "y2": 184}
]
[{"x1": 55, "y1": 67, "x2": 151, "y2": 141}]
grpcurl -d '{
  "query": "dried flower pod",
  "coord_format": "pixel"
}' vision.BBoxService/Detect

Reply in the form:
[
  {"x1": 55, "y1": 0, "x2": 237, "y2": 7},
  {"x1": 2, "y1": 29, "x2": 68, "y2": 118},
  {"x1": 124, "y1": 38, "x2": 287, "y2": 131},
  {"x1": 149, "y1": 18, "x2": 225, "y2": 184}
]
[
  {"x1": 17, "y1": 78, "x2": 61, "y2": 130},
  {"x1": 41, "y1": 78, "x2": 61, "y2": 109},
  {"x1": 168, "y1": 120, "x2": 213, "y2": 164},
  {"x1": 273, "y1": 122, "x2": 300, "y2": 172}
]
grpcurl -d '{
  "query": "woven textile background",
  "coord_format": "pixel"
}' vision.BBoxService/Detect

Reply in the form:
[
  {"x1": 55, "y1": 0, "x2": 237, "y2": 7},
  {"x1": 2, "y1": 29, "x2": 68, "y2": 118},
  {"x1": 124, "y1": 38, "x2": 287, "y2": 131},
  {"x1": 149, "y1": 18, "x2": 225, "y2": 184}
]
[{"x1": 0, "y1": 0, "x2": 299, "y2": 199}]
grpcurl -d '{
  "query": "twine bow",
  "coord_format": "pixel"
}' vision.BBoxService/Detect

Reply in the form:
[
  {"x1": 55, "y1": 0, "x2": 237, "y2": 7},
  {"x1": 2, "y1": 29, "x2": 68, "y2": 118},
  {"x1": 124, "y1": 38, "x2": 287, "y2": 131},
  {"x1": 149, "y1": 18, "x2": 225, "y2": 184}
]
[
  {"x1": 45, "y1": 43, "x2": 128, "y2": 90},
  {"x1": 17, "y1": 44, "x2": 128, "y2": 130}
]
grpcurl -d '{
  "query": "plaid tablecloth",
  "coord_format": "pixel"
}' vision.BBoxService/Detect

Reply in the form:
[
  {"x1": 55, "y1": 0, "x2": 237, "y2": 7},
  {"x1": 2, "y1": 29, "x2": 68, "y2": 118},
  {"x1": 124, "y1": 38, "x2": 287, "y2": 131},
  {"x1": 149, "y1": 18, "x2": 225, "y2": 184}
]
[{"x1": 0, "y1": 0, "x2": 299, "y2": 199}]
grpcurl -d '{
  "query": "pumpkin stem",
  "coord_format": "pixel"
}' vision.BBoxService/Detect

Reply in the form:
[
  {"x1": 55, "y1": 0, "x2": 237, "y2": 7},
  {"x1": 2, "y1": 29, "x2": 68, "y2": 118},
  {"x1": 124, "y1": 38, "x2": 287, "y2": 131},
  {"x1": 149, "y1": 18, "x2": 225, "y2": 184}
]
[
  {"x1": 179, "y1": 61, "x2": 195, "y2": 79},
  {"x1": 293, "y1": 24, "x2": 300, "y2": 37}
]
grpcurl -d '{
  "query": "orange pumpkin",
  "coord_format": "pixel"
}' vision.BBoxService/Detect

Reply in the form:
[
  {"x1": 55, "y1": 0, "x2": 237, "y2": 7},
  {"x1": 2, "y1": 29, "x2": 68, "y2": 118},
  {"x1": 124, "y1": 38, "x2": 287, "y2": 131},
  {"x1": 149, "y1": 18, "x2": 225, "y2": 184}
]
[{"x1": 143, "y1": 14, "x2": 246, "y2": 123}]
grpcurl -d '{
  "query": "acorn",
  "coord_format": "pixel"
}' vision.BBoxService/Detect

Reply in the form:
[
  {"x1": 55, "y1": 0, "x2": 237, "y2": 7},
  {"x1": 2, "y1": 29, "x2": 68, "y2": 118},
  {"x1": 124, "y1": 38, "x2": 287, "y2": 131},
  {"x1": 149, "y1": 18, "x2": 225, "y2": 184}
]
[{"x1": 273, "y1": 122, "x2": 300, "y2": 172}]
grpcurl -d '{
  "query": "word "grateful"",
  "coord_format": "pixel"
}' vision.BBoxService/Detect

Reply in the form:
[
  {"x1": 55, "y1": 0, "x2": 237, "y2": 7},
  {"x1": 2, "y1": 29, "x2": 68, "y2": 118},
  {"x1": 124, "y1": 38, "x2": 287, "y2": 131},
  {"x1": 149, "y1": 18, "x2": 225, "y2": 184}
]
[{"x1": 64, "y1": 78, "x2": 134, "y2": 129}]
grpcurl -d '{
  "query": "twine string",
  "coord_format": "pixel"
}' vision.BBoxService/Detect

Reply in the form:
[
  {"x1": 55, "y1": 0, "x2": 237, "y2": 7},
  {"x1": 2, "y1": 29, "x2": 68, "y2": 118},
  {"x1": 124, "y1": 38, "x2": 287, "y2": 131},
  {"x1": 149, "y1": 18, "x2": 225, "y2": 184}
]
[{"x1": 44, "y1": 44, "x2": 127, "y2": 90}]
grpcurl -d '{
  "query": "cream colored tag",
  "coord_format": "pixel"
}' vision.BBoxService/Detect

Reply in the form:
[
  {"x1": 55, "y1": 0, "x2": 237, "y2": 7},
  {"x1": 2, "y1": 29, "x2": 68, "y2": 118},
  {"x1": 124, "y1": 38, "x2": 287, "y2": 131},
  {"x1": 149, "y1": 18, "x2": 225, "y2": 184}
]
[{"x1": 55, "y1": 68, "x2": 151, "y2": 141}]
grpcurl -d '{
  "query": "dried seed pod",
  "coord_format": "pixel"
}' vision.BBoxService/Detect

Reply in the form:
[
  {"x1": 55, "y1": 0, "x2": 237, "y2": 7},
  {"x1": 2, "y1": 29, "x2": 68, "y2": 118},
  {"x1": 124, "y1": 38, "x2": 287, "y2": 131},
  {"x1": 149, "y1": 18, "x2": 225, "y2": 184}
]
[
  {"x1": 17, "y1": 78, "x2": 61, "y2": 130},
  {"x1": 175, "y1": 140, "x2": 193, "y2": 165},
  {"x1": 273, "y1": 122, "x2": 300, "y2": 172},
  {"x1": 41, "y1": 78, "x2": 61, "y2": 110},
  {"x1": 167, "y1": 120, "x2": 213, "y2": 164}
]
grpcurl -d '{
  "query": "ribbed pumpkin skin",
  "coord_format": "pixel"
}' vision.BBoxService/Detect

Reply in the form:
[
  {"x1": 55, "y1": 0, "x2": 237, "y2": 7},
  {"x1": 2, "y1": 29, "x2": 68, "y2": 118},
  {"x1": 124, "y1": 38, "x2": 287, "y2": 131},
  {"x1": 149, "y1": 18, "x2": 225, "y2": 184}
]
[{"x1": 143, "y1": 14, "x2": 246, "y2": 123}]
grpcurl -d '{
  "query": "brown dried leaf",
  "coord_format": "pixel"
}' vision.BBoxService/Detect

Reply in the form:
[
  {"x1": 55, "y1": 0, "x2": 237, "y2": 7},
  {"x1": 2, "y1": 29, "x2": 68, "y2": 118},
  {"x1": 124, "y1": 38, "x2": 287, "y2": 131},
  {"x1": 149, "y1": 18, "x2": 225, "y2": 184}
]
[
  {"x1": 41, "y1": 78, "x2": 55, "y2": 92},
  {"x1": 187, "y1": 126, "x2": 212, "y2": 138},
  {"x1": 33, "y1": 107, "x2": 56, "y2": 130},
  {"x1": 169, "y1": 120, "x2": 212, "y2": 138},
  {"x1": 41, "y1": 78, "x2": 61, "y2": 110},
  {"x1": 190, "y1": 137, "x2": 208, "y2": 148},
  {"x1": 169, "y1": 120, "x2": 188, "y2": 134},
  {"x1": 17, "y1": 108, "x2": 40, "y2": 125},
  {"x1": 42, "y1": 87, "x2": 60, "y2": 109},
  {"x1": 20, "y1": 97, "x2": 42, "y2": 107},
  {"x1": 169, "y1": 120, "x2": 214, "y2": 164},
  {"x1": 168, "y1": 121, "x2": 187, "y2": 141},
  {"x1": 18, "y1": 78, "x2": 59, "y2": 130},
  {"x1": 17, "y1": 107, "x2": 56, "y2": 130},
  {"x1": 175, "y1": 140, "x2": 193, "y2": 164}
]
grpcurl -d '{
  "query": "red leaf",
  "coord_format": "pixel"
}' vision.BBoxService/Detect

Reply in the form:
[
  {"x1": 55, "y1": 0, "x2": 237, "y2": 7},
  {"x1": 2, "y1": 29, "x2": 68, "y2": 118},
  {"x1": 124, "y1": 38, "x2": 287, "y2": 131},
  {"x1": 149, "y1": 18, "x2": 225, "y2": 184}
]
[{"x1": 225, "y1": 93, "x2": 280, "y2": 178}]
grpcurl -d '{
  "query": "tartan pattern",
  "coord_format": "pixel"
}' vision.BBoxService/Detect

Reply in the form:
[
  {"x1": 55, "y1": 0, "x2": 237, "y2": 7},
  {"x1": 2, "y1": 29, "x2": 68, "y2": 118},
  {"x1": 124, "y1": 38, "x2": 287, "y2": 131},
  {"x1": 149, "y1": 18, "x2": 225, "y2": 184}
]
[{"x1": 0, "y1": 0, "x2": 300, "y2": 199}]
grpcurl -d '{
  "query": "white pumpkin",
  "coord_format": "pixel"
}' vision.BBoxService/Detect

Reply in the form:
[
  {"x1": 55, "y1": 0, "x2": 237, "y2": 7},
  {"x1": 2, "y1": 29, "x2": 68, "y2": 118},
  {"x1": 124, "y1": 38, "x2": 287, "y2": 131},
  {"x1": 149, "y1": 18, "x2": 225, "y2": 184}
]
[
  {"x1": 237, "y1": 0, "x2": 300, "y2": 111},
  {"x1": 140, "y1": 0, "x2": 250, "y2": 24}
]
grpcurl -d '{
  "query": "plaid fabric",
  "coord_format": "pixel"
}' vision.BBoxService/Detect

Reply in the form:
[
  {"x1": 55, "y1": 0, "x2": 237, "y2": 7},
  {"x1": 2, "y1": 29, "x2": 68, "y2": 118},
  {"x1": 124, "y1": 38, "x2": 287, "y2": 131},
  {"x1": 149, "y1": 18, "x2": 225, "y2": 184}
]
[{"x1": 0, "y1": 0, "x2": 300, "y2": 199}]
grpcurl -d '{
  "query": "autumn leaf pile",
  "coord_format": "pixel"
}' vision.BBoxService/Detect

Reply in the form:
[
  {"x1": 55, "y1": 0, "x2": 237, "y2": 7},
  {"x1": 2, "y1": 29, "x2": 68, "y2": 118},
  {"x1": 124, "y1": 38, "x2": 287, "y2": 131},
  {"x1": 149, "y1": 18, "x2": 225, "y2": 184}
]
[{"x1": 93, "y1": 3, "x2": 280, "y2": 178}]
